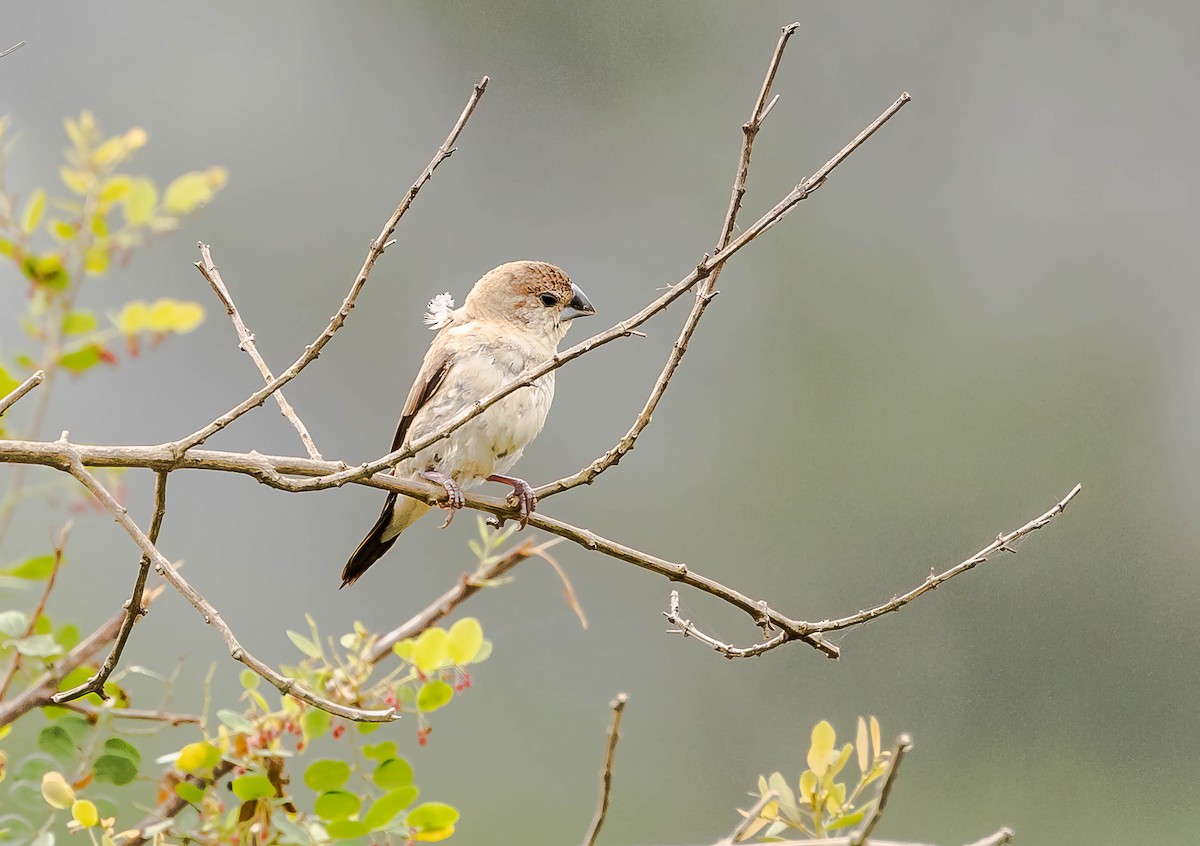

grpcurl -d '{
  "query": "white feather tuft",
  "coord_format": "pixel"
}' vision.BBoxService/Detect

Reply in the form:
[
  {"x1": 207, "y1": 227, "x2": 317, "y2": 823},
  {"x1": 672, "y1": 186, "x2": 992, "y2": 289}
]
[{"x1": 423, "y1": 292, "x2": 456, "y2": 330}]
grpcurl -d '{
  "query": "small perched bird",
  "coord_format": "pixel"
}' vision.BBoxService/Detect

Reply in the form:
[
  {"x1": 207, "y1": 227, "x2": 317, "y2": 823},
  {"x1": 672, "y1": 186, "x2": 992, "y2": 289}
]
[{"x1": 341, "y1": 260, "x2": 595, "y2": 587}]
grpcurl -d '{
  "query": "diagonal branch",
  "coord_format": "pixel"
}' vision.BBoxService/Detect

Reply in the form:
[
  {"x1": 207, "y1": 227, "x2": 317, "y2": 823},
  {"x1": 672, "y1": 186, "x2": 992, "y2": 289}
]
[
  {"x1": 581, "y1": 693, "x2": 629, "y2": 846},
  {"x1": 194, "y1": 243, "x2": 323, "y2": 460},
  {"x1": 0, "y1": 369, "x2": 45, "y2": 417},
  {"x1": 174, "y1": 75, "x2": 490, "y2": 453},
  {"x1": 0, "y1": 521, "x2": 69, "y2": 699},
  {"x1": 851, "y1": 734, "x2": 912, "y2": 846},
  {"x1": 538, "y1": 21, "x2": 801, "y2": 498},
  {"x1": 53, "y1": 470, "x2": 169, "y2": 703}
]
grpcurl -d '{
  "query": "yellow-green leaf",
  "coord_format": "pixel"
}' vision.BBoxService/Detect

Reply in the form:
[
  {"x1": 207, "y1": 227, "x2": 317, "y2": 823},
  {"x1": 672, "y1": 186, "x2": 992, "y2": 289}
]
[
  {"x1": 59, "y1": 345, "x2": 104, "y2": 373},
  {"x1": 59, "y1": 167, "x2": 92, "y2": 195},
  {"x1": 870, "y1": 716, "x2": 881, "y2": 760},
  {"x1": 51, "y1": 220, "x2": 77, "y2": 240},
  {"x1": 84, "y1": 245, "x2": 109, "y2": 275},
  {"x1": 0, "y1": 238, "x2": 15, "y2": 256},
  {"x1": 412, "y1": 827, "x2": 455, "y2": 842},
  {"x1": 123, "y1": 178, "x2": 157, "y2": 226},
  {"x1": 176, "y1": 741, "x2": 220, "y2": 775},
  {"x1": 412, "y1": 627, "x2": 449, "y2": 673},
  {"x1": 799, "y1": 769, "x2": 817, "y2": 805},
  {"x1": 116, "y1": 301, "x2": 151, "y2": 334},
  {"x1": 162, "y1": 167, "x2": 228, "y2": 214},
  {"x1": 99, "y1": 175, "x2": 132, "y2": 205},
  {"x1": 856, "y1": 717, "x2": 869, "y2": 774},
  {"x1": 71, "y1": 799, "x2": 98, "y2": 828},
  {"x1": 807, "y1": 721, "x2": 836, "y2": 778},
  {"x1": 21, "y1": 189, "x2": 46, "y2": 235},
  {"x1": 0, "y1": 366, "x2": 19, "y2": 397},
  {"x1": 446, "y1": 617, "x2": 483, "y2": 664},
  {"x1": 41, "y1": 771, "x2": 75, "y2": 808},
  {"x1": 828, "y1": 744, "x2": 854, "y2": 781}
]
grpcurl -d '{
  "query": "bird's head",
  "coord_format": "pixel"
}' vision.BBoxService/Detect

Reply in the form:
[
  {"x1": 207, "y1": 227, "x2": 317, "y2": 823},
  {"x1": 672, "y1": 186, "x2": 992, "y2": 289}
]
[{"x1": 464, "y1": 260, "x2": 595, "y2": 342}]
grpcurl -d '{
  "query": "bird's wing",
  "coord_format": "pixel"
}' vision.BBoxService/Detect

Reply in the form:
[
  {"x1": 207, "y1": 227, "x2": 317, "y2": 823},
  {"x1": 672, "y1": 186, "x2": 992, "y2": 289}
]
[{"x1": 341, "y1": 342, "x2": 455, "y2": 588}]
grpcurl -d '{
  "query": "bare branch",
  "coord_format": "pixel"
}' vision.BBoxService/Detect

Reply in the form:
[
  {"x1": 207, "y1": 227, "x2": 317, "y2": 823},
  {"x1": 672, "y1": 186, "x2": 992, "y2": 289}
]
[
  {"x1": 665, "y1": 590, "x2": 788, "y2": 659},
  {"x1": 367, "y1": 539, "x2": 537, "y2": 663},
  {"x1": 0, "y1": 584, "x2": 165, "y2": 728},
  {"x1": 582, "y1": 693, "x2": 629, "y2": 846},
  {"x1": 174, "y1": 76, "x2": 489, "y2": 453},
  {"x1": 53, "y1": 471, "x2": 169, "y2": 704},
  {"x1": 537, "y1": 22, "x2": 801, "y2": 499},
  {"x1": 0, "y1": 41, "x2": 25, "y2": 60},
  {"x1": 195, "y1": 243, "x2": 323, "y2": 460},
  {"x1": 810, "y1": 483, "x2": 1082, "y2": 634},
  {"x1": 0, "y1": 369, "x2": 45, "y2": 417},
  {"x1": 851, "y1": 734, "x2": 912, "y2": 846},
  {"x1": 961, "y1": 830, "x2": 1014, "y2": 846},
  {"x1": 58, "y1": 700, "x2": 201, "y2": 725},
  {"x1": 50, "y1": 443, "x2": 395, "y2": 721}
]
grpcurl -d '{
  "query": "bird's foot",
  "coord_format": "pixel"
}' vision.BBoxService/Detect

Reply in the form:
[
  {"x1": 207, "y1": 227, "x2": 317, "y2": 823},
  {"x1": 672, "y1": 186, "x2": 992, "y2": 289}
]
[
  {"x1": 487, "y1": 474, "x2": 537, "y2": 529},
  {"x1": 421, "y1": 470, "x2": 464, "y2": 528}
]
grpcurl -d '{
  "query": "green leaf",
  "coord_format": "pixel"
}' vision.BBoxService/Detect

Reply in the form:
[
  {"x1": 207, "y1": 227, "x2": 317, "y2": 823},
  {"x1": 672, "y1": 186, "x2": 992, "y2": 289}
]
[
  {"x1": 356, "y1": 720, "x2": 380, "y2": 735},
  {"x1": 286, "y1": 630, "x2": 322, "y2": 659},
  {"x1": 416, "y1": 680, "x2": 453, "y2": 713},
  {"x1": 123, "y1": 178, "x2": 156, "y2": 226},
  {"x1": 313, "y1": 790, "x2": 360, "y2": 821},
  {"x1": 146, "y1": 299, "x2": 204, "y2": 334},
  {"x1": 301, "y1": 707, "x2": 332, "y2": 741},
  {"x1": 217, "y1": 709, "x2": 255, "y2": 734},
  {"x1": 12, "y1": 754, "x2": 57, "y2": 783},
  {"x1": 59, "y1": 345, "x2": 104, "y2": 373},
  {"x1": 446, "y1": 617, "x2": 483, "y2": 664},
  {"x1": 372, "y1": 757, "x2": 413, "y2": 791},
  {"x1": 93, "y1": 754, "x2": 137, "y2": 786},
  {"x1": 472, "y1": 639, "x2": 493, "y2": 664},
  {"x1": 363, "y1": 786, "x2": 419, "y2": 831},
  {"x1": 54, "y1": 624, "x2": 80, "y2": 651},
  {"x1": 56, "y1": 716, "x2": 91, "y2": 744},
  {"x1": 13, "y1": 634, "x2": 63, "y2": 658},
  {"x1": 174, "y1": 781, "x2": 206, "y2": 804},
  {"x1": 324, "y1": 820, "x2": 369, "y2": 840},
  {"x1": 0, "y1": 610, "x2": 27, "y2": 638},
  {"x1": 239, "y1": 669, "x2": 260, "y2": 690},
  {"x1": 362, "y1": 741, "x2": 397, "y2": 763},
  {"x1": 230, "y1": 774, "x2": 275, "y2": 801},
  {"x1": 0, "y1": 366, "x2": 19, "y2": 398},
  {"x1": 37, "y1": 727, "x2": 75, "y2": 761},
  {"x1": 3, "y1": 555, "x2": 56, "y2": 580},
  {"x1": 20, "y1": 189, "x2": 45, "y2": 235},
  {"x1": 827, "y1": 808, "x2": 867, "y2": 831},
  {"x1": 62, "y1": 311, "x2": 97, "y2": 337},
  {"x1": 303, "y1": 759, "x2": 351, "y2": 792},
  {"x1": 406, "y1": 802, "x2": 459, "y2": 831},
  {"x1": 101, "y1": 737, "x2": 140, "y2": 764}
]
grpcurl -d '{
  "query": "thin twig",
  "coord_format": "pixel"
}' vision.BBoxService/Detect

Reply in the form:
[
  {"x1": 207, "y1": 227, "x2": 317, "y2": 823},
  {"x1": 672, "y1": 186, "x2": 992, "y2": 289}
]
[
  {"x1": 0, "y1": 585, "x2": 165, "y2": 729},
  {"x1": 0, "y1": 521, "x2": 69, "y2": 699},
  {"x1": 53, "y1": 471, "x2": 169, "y2": 703},
  {"x1": 810, "y1": 483, "x2": 1083, "y2": 633},
  {"x1": 49, "y1": 441, "x2": 394, "y2": 721},
  {"x1": 538, "y1": 22, "x2": 800, "y2": 498},
  {"x1": 725, "y1": 791, "x2": 779, "y2": 844},
  {"x1": 58, "y1": 700, "x2": 200, "y2": 725},
  {"x1": 204, "y1": 93, "x2": 910, "y2": 500},
  {"x1": 174, "y1": 76, "x2": 489, "y2": 453},
  {"x1": 194, "y1": 243, "x2": 323, "y2": 460},
  {"x1": 582, "y1": 693, "x2": 629, "y2": 846},
  {"x1": 0, "y1": 369, "x2": 45, "y2": 416},
  {"x1": 850, "y1": 735, "x2": 912, "y2": 846},
  {"x1": 664, "y1": 590, "x2": 788, "y2": 659},
  {"x1": 0, "y1": 41, "x2": 25, "y2": 60},
  {"x1": 367, "y1": 540, "x2": 537, "y2": 663},
  {"x1": 960, "y1": 830, "x2": 1014, "y2": 846}
]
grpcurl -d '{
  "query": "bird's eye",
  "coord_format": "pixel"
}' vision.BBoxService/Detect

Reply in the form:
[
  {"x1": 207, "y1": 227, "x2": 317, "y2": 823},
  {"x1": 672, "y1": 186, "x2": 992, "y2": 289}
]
[{"x1": 538, "y1": 293, "x2": 559, "y2": 307}]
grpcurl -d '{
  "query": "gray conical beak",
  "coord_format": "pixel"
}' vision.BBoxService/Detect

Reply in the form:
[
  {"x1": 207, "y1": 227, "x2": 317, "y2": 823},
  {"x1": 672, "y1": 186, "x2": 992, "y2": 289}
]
[{"x1": 561, "y1": 283, "x2": 596, "y2": 321}]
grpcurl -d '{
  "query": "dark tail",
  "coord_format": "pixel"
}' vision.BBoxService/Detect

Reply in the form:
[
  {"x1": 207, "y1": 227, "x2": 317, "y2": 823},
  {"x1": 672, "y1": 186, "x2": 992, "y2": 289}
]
[{"x1": 341, "y1": 492, "x2": 399, "y2": 588}]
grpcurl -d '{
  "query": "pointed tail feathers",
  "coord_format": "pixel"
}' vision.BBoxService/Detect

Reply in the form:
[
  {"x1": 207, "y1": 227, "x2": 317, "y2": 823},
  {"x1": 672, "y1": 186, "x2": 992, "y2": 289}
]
[{"x1": 340, "y1": 492, "x2": 431, "y2": 587}]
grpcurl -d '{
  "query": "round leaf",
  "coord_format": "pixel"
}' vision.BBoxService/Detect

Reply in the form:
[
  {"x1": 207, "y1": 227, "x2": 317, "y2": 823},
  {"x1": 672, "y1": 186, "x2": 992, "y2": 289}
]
[
  {"x1": 406, "y1": 802, "x2": 459, "y2": 831},
  {"x1": 363, "y1": 786, "x2": 419, "y2": 831},
  {"x1": 174, "y1": 782, "x2": 206, "y2": 804},
  {"x1": 372, "y1": 758, "x2": 413, "y2": 791},
  {"x1": 303, "y1": 759, "x2": 351, "y2": 792},
  {"x1": 101, "y1": 737, "x2": 140, "y2": 764},
  {"x1": 71, "y1": 800, "x2": 98, "y2": 828},
  {"x1": 93, "y1": 753, "x2": 137, "y2": 786},
  {"x1": 301, "y1": 708, "x2": 332, "y2": 741},
  {"x1": 446, "y1": 618, "x2": 483, "y2": 664},
  {"x1": 176, "y1": 742, "x2": 219, "y2": 775},
  {"x1": 230, "y1": 774, "x2": 275, "y2": 801},
  {"x1": 324, "y1": 820, "x2": 369, "y2": 840},
  {"x1": 412, "y1": 628, "x2": 449, "y2": 673},
  {"x1": 37, "y1": 727, "x2": 75, "y2": 762},
  {"x1": 313, "y1": 790, "x2": 360, "y2": 821},
  {"x1": 807, "y1": 720, "x2": 836, "y2": 777},
  {"x1": 40, "y1": 771, "x2": 75, "y2": 809},
  {"x1": 362, "y1": 741, "x2": 397, "y2": 762},
  {"x1": 416, "y1": 681, "x2": 453, "y2": 713}
]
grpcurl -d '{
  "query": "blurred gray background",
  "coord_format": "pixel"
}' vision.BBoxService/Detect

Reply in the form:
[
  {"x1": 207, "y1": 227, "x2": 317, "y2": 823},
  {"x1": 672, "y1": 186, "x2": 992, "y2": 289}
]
[{"x1": 2, "y1": 1, "x2": 1198, "y2": 843}]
